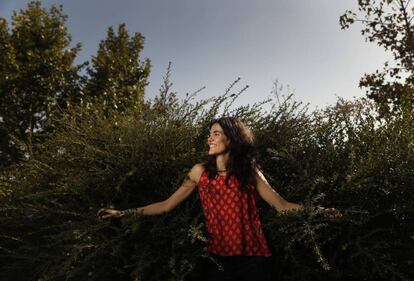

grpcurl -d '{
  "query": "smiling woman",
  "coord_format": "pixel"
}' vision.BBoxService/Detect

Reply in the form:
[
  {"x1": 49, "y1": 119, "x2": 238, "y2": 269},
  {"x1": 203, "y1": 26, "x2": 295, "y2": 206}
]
[
  {"x1": 207, "y1": 123, "x2": 230, "y2": 157},
  {"x1": 97, "y1": 116, "x2": 341, "y2": 281}
]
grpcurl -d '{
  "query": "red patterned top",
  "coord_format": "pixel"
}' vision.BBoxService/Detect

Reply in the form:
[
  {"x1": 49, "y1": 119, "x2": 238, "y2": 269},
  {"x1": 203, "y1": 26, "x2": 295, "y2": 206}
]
[{"x1": 197, "y1": 170, "x2": 272, "y2": 256}]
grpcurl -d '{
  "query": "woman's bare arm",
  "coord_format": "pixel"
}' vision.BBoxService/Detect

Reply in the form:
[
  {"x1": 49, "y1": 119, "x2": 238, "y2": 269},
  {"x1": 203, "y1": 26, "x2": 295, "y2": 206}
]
[
  {"x1": 255, "y1": 170, "x2": 303, "y2": 212},
  {"x1": 255, "y1": 170, "x2": 341, "y2": 218},
  {"x1": 97, "y1": 163, "x2": 204, "y2": 219}
]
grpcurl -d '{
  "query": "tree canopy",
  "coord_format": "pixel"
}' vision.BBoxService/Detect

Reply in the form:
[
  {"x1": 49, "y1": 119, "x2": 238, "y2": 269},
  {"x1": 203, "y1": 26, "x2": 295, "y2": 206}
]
[
  {"x1": 340, "y1": 0, "x2": 414, "y2": 116},
  {"x1": 85, "y1": 23, "x2": 151, "y2": 115},
  {"x1": 0, "y1": 1, "x2": 151, "y2": 168},
  {"x1": 0, "y1": 1, "x2": 81, "y2": 166}
]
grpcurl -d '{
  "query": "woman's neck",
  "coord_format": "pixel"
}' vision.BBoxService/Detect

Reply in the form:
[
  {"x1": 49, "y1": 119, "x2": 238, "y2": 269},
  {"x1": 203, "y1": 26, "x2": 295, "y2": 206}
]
[{"x1": 215, "y1": 152, "x2": 229, "y2": 172}]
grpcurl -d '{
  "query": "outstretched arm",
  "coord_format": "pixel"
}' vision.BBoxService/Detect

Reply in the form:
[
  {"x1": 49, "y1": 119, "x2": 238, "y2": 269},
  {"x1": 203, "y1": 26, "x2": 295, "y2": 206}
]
[
  {"x1": 255, "y1": 170, "x2": 303, "y2": 212},
  {"x1": 97, "y1": 163, "x2": 204, "y2": 219},
  {"x1": 255, "y1": 170, "x2": 341, "y2": 219}
]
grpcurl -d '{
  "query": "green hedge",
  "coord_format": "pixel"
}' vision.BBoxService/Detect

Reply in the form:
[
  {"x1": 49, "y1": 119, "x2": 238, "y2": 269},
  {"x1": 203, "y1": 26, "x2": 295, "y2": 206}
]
[{"x1": 1, "y1": 89, "x2": 413, "y2": 281}]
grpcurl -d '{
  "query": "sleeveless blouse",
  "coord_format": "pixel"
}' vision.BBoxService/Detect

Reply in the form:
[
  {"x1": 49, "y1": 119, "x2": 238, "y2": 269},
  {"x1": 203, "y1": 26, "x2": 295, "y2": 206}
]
[{"x1": 197, "y1": 170, "x2": 271, "y2": 256}]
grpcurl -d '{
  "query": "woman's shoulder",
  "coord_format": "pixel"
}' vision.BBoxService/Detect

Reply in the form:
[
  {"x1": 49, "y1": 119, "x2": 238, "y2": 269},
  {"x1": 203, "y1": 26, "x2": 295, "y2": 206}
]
[
  {"x1": 188, "y1": 163, "x2": 206, "y2": 184},
  {"x1": 191, "y1": 162, "x2": 206, "y2": 173}
]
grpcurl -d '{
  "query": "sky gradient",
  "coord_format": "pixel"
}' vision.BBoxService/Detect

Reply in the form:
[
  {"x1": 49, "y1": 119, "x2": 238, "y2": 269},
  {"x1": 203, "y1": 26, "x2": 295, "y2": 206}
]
[{"x1": 1, "y1": 0, "x2": 391, "y2": 110}]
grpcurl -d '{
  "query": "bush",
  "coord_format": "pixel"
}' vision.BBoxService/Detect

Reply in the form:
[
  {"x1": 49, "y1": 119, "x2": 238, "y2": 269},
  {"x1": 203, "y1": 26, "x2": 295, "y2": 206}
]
[{"x1": 1, "y1": 82, "x2": 413, "y2": 280}]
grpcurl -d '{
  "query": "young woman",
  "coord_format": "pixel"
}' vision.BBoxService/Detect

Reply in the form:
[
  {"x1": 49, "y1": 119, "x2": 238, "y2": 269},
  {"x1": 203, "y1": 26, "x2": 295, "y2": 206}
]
[{"x1": 97, "y1": 117, "x2": 340, "y2": 281}]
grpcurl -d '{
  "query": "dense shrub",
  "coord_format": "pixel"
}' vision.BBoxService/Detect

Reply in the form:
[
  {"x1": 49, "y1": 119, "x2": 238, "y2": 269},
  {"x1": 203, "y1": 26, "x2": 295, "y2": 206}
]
[{"x1": 1, "y1": 82, "x2": 413, "y2": 280}]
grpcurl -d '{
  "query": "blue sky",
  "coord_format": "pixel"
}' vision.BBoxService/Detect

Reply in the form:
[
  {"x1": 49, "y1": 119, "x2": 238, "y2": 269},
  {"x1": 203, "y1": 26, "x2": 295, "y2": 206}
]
[{"x1": 1, "y1": 0, "x2": 391, "y2": 110}]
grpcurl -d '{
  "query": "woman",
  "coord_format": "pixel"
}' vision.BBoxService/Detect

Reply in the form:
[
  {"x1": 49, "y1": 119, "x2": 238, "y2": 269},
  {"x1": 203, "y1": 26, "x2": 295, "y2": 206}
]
[{"x1": 97, "y1": 117, "x2": 340, "y2": 281}]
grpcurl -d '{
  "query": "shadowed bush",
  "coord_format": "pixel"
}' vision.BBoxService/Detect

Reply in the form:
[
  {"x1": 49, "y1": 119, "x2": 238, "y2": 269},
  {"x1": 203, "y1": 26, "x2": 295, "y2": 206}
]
[{"x1": 1, "y1": 81, "x2": 413, "y2": 280}]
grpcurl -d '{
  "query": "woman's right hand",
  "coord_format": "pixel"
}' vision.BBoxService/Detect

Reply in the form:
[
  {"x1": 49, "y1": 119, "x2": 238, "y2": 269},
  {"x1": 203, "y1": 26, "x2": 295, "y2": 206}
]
[{"x1": 97, "y1": 208, "x2": 124, "y2": 220}]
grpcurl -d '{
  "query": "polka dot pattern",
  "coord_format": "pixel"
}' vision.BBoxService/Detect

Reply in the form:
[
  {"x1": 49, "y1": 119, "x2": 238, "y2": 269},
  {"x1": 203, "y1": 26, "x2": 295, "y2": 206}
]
[{"x1": 198, "y1": 171, "x2": 271, "y2": 257}]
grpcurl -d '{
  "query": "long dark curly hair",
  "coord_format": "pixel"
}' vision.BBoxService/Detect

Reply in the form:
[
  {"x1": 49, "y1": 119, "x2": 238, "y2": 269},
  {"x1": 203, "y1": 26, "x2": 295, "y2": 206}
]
[{"x1": 203, "y1": 116, "x2": 259, "y2": 191}]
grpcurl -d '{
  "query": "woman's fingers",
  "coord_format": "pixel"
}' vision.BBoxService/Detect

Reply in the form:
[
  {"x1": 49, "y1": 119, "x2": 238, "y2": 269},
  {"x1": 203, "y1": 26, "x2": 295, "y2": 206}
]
[
  {"x1": 97, "y1": 208, "x2": 110, "y2": 218},
  {"x1": 96, "y1": 208, "x2": 122, "y2": 220},
  {"x1": 97, "y1": 208, "x2": 122, "y2": 220},
  {"x1": 101, "y1": 213, "x2": 113, "y2": 220},
  {"x1": 96, "y1": 209, "x2": 103, "y2": 218},
  {"x1": 314, "y1": 207, "x2": 342, "y2": 220},
  {"x1": 325, "y1": 208, "x2": 342, "y2": 220}
]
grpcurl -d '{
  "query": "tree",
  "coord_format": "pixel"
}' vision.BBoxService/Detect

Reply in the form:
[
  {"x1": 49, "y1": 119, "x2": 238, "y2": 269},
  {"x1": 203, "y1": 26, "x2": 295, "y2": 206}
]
[
  {"x1": 85, "y1": 23, "x2": 151, "y2": 115},
  {"x1": 340, "y1": 0, "x2": 414, "y2": 116},
  {"x1": 0, "y1": 18, "x2": 20, "y2": 165},
  {"x1": 0, "y1": 1, "x2": 81, "y2": 166}
]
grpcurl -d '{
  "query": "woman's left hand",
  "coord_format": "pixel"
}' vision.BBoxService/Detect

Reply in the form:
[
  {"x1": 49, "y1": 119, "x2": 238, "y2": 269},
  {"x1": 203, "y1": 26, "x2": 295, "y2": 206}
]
[{"x1": 314, "y1": 206, "x2": 342, "y2": 220}]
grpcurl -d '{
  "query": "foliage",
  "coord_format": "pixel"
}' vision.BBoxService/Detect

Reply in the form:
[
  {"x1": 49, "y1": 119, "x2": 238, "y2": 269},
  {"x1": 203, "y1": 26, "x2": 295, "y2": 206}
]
[
  {"x1": 263, "y1": 97, "x2": 414, "y2": 281},
  {"x1": 340, "y1": 0, "x2": 414, "y2": 116},
  {"x1": 0, "y1": 1, "x2": 151, "y2": 168},
  {"x1": 0, "y1": 1, "x2": 82, "y2": 167},
  {"x1": 1, "y1": 75, "x2": 413, "y2": 280},
  {"x1": 84, "y1": 23, "x2": 151, "y2": 116},
  {"x1": 0, "y1": 1, "x2": 413, "y2": 280}
]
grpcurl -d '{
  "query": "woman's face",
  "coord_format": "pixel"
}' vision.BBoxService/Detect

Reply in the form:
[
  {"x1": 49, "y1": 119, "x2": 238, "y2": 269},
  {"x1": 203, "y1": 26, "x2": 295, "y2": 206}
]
[{"x1": 207, "y1": 123, "x2": 230, "y2": 156}]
